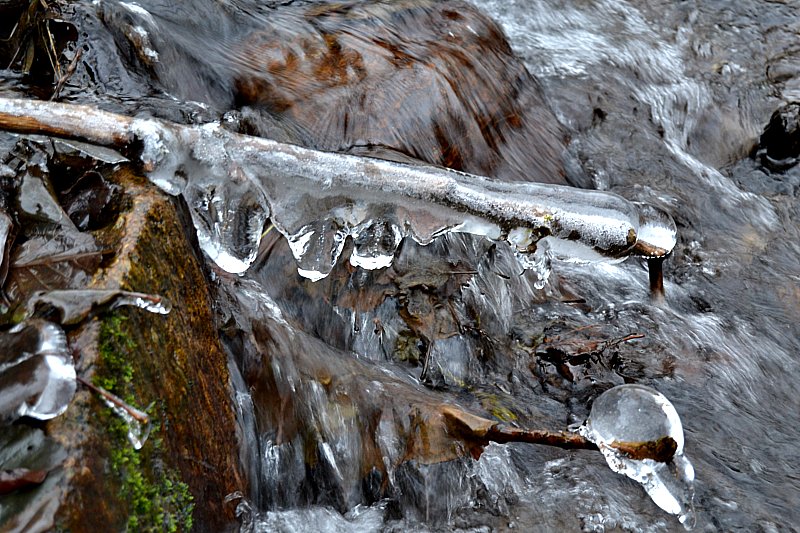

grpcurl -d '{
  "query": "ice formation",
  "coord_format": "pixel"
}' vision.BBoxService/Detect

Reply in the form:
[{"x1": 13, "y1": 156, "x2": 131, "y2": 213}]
[
  {"x1": 131, "y1": 118, "x2": 676, "y2": 280},
  {"x1": 579, "y1": 384, "x2": 696, "y2": 529},
  {"x1": 99, "y1": 391, "x2": 152, "y2": 450},
  {"x1": 0, "y1": 320, "x2": 77, "y2": 423}
]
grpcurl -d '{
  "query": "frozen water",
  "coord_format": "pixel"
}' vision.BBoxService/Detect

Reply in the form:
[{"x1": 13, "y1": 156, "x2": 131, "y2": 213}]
[
  {"x1": 130, "y1": 118, "x2": 674, "y2": 281},
  {"x1": 99, "y1": 392, "x2": 152, "y2": 450},
  {"x1": 0, "y1": 209, "x2": 11, "y2": 280},
  {"x1": 113, "y1": 293, "x2": 172, "y2": 314},
  {"x1": 579, "y1": 384, "x2": 696, "y2": 529},
  {"x1": 349, "y1": 219, "x2": 404, "y2": 270},
  {"x1": 0, "y1": 320, "x2": 76, "y2": 423},
  {"x1": 26, "y1": 289, "x2": 171, "y2": 324},
  {"x1": 633, "y1": 203, "x2": 678, "y2": 259}
]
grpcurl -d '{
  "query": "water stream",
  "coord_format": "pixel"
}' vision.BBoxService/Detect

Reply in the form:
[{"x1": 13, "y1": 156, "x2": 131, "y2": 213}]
[{"x1": 2, "y1": 0, "x2": 799, "y2": 531}]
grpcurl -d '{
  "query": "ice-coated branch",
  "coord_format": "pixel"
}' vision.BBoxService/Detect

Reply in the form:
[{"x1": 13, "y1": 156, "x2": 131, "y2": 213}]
[{"x1": 0, "y1": 97, "x2": 676, "y2": 285}]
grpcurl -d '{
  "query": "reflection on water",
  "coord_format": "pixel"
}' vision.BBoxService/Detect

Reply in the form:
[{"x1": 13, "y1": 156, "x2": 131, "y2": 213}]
[{"x1": 3, "y1": 0, "x2": 800, "y2": 530}]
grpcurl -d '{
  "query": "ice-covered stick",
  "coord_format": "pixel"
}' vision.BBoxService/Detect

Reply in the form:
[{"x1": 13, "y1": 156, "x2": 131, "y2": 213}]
[{"x1": 0, "y1": 97, "x2": 676, "y2": 289}]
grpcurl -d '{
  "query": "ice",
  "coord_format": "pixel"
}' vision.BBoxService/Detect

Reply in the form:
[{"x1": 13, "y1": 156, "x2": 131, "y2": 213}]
[
  {"x1": 113, "y1": 293, "x2": 172, "y2": 315},
  {"x1": 633, "y1": 203, "x2": 678, "y2": 259},
  {"x1": 0, "y1": 320, "x2": 76, "y2": 423},
  {"x1": 52, "y1": 138, "x2": 128, "y2": 164},
  {"x1": 130, "y1": 117, "x2": 675, "y2": 281},
  {"x1": 26, "y1": 289, "x2": 171, "y2": 324},
  {"x1": 287, "y1": 220, "x2": 347, "y2": 282},
  {"x1": 349, "y1": 219, "x2": 404, "y2": 270},
  {"x1": 579, "y1": 384, "x2": 696, "y2": 529},
  {"x1": 0, "y1": 209, "x2": 11, "y2": 283},
  {"x1": 99, "y1": 392, "x2": 151, "y2": 450}
]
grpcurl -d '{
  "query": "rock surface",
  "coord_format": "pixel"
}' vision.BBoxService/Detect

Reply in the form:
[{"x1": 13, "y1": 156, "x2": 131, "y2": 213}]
[{"x1": 1, "y1": 167, "x2": 244, "y2": 532}]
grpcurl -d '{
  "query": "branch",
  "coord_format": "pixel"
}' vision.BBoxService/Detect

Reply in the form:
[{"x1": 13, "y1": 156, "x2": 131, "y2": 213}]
[
  {"x1": 0, "y1": 98, "x2": 133, "y2": 147},
  {"x1": 0, "y1": 97, "x2": 676, "y2": 287},
  {"x1": 442, "y1": 405, "x2": 598, "y2": 451}
]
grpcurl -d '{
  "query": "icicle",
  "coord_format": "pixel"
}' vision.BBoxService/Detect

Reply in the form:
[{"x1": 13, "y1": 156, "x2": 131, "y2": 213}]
[{"x1": 130, "y1": 119, "x2": 674, "y2": 281}]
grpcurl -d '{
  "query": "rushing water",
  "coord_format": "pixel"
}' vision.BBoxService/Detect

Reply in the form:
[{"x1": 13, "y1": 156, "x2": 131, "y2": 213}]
[{"x1": 3, "y1": 0, "x2": 800, "y2": 531}]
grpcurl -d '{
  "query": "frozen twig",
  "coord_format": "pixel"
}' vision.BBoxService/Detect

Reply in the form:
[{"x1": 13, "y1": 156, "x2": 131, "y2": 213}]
[{"x1": 0, "y1": 97, "x2": 676, "y2": 288}]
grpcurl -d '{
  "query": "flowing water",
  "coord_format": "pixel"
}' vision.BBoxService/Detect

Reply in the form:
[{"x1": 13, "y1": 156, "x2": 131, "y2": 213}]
[{"x1": 3, "y1": 0, "x2": 800, "y2": 531}]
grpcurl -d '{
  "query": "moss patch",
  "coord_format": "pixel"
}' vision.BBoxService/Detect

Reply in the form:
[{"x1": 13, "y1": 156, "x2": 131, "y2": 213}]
[{"x1": 95, "y1": 312, "x2": 195, "y2": 532}]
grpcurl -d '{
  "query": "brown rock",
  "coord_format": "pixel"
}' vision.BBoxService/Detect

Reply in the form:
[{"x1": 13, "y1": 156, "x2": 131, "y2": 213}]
[
  {"x1": 233, "y1": 0, "x2": 569, "y2": 184},
  {"x1": 47, "y1": 168, "x2": 243, "y2": 532}
]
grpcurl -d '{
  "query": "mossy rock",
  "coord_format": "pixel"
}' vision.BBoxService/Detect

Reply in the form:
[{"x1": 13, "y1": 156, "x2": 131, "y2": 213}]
[{"x1": 45, "y1": 168, "x2": 243, "y2": 532}]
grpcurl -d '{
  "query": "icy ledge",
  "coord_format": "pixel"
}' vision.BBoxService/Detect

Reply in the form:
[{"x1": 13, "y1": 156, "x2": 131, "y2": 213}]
[{"x1": 0, "y1": 98, "x2": 676, "y2": 282}]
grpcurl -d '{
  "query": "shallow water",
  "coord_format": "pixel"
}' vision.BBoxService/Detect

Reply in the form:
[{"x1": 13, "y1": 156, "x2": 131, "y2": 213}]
[
  {"x1": 226, "y1": 0, "x2": 800, "y2": 527},
  {"x1": 3, "y1": 0, "x2": 800, "y2": 531}
]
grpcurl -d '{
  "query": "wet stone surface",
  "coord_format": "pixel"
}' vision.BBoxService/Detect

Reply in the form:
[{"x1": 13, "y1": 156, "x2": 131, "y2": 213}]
[
  {"x1": 0, "y1": 139, "x2": 243, "y2": 531},
  {"x1": 231, "y1": 0, "x2": 572, "y2": 185}
]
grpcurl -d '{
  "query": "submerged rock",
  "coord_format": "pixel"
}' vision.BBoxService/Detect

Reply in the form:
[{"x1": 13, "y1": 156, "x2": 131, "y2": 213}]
[{"x1": 232, "y1": 0, "x2": 570, "y2": 185}]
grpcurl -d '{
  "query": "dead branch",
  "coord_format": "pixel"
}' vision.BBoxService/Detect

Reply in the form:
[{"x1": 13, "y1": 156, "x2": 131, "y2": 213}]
[
  {"x1": 0, "y1": 97, "x2": 133, "y2": 147},
  {"x1": 442, "y1": 405, "x2": 598, "y2": 452}
]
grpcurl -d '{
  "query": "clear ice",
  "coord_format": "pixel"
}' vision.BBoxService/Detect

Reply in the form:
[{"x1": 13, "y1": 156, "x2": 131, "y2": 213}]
[
  {"x1": 579, "y1": 384, "x2": 696, "y2": 529},
  {"x1": 26, "y1": 289, "x2": 171, "y2": 324},
  {"x1": 0, "y1": 320, "x2": 77, "y2": 423},
  {"x1": 99, "y1": 392, "x2": 152, "y2": 450},
  {"x1": 131, "y1": 118, "x2": 675, "y2": 281}
]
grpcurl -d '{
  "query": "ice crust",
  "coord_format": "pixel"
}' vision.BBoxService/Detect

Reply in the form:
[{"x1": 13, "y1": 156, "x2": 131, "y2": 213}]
[
  {"x1": 0, "y1": 320, "x2": 77, "y2": 423},
  {"x1": 579, "y1": 384, "x2": 696, "y2": 529},
  {"x1": 132, "y1": 118, "x2": 674, "y2": 280}
]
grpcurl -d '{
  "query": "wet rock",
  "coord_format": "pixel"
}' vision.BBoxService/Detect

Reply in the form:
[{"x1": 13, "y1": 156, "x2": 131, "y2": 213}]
[
  {"x1": 758, "y1": 102, "x2": 800, "y2": 171},
  {"x1": 58, "y1": 170, "x2": 123, "y2": 231},
  {"x1": 3, "y1": 141, "x2": 103, "y2": 302},
  {"x1": 232, "y1": 0, "x2": 570, "y2": 184},
  {"x1": 0, "y1": 425, "x2": 67, "y2": 532},
  {"x1": 38, "y1": 168, "x2": 244, "y2": 532}
]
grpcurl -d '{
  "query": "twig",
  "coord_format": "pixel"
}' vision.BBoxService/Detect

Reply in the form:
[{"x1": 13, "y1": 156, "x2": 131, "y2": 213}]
[
  {"x1": 648, "y1": 257, "x2": 665, "y2": 301},
  {"x1": 0, "y1": 97, "x2": 133, "y2": 146},
  {"x1": 43, "y1": 19, "x2": 61, "y2": 78},
  {"x1": 51, "y1": 48, "x2": 82, "y2": 101},
  {"x1": 442, "y1": 405, "x2": 598, "y2": 452},
  {"x1": 76, "y1": 375, "x2": 149, "y2": 425}
]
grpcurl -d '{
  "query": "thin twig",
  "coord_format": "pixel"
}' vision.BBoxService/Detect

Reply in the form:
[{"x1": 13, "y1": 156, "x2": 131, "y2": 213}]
[
  {"x1": 442, "y1": 405, "x2": 598, "y2": 452},
  {"x1": 76, "y1": 375, "x2": 150, "y2": 424},
  {"x1": 43, "y1": 19, "x2": 61, "y2": 78},
  {"x1": 51, "y1": 48, "x2": 82, "y2": 101}
]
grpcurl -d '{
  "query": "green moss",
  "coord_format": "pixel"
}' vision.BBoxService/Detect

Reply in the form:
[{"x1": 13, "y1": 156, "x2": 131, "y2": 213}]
[
  {"x1": 105, "y1": 418, "x2": 194, "y2": 532},
  {"x1": 96, "y1": 312, "x2": 195, "y2": 532},
  {"x1": 394, "y1": 331, "x2": 423, "y2": 365},
  {"x1": 95, "y1": 314, "x2": 136, "y2": 396},
  {"x1": 475, "y1": 392, "x2": 518, "y2": 423}
]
